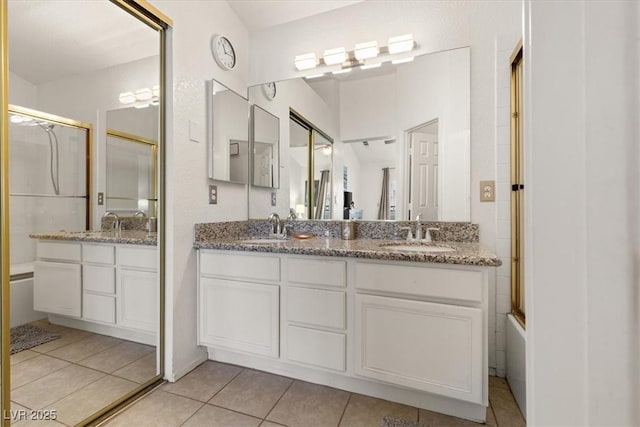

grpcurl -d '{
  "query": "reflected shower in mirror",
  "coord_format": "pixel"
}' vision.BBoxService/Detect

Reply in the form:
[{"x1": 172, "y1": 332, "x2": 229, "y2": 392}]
[
  {"x1": 251, "y1": 104, "x2": 280, "y2": 188},
  {"x1": 207, "y1": 79, "x2": 249, "y2": 184},
  {"x1": 248, "y1": 47, "x2": 470, "y2": 221},
  {"x1": 106, "y1": 106, "x2": 158, "y2": 217}
]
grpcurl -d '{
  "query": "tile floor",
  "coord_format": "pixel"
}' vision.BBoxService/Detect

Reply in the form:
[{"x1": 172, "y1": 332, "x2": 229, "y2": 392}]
[
  {"x1": 105, "y1": 360, "x2": 526, "y2": 427},
  {"x1": 9, "y1": 320, "x2": 157, "y2": 426}
]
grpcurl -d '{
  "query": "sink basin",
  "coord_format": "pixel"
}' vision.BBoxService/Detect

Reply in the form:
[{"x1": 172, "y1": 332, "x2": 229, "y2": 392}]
[
  {"x1": 238, "y1": 238, "x2": 289, "y2": 244},
  {"x1": 382, "y1": 244, "x2": 455, "y2": 253}
]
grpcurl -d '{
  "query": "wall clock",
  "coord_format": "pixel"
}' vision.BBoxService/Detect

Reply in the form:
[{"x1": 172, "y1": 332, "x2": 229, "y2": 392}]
[
  {"x1": 263, "y1": 82, "x2": 277, "y2": 100},
  {"x1": 211, "y1": 34, "x2": 236, "y2": 71}
]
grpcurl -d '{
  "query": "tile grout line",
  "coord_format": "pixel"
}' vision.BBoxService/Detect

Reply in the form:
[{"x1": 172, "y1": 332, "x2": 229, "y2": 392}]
[
  {"x1": 177, "y1": 401, "x2": 206, "y2": 427},
  {"x1": 335, "y1": 392, "x2": 352, "y2": 427},
  {"x1": 261, "y1": 378, "x2": 296, "y2": 425},
  {"x1": 206, "y1": 365, "x2": 246, "y2": 403}
]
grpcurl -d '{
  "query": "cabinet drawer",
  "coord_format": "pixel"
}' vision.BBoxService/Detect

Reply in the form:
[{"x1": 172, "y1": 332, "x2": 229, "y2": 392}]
[
  {"x1": 200, "y1": 251, "x2": 280, "y2": 283},
  {"x1": 288, "y1": 258, "x2": 345, "y2": 288},
  {"x1": 83, "y1": 265, "x2": 115, "y2": 294},
  {"x1": 355, "y1": 262, "x2": 484, "y2": 302},
  {"x1": 287, "y1": 325, "x2": 345, "y2": 371},
  {"x1": 83, "y1": 244, "x2": 115, "y2": 265},
  {"x1": 117, "y1": 246, "x2": 157, "y2": 270},
  {"x1": 288, "y1": 286, "x2": 345, "y2": 330},
  {"x1": 37, "y1": 242, "x2": 81, "y2": 262},
  {"x1": 83, "y1": 293, "x2": 115, "y2": 324}
]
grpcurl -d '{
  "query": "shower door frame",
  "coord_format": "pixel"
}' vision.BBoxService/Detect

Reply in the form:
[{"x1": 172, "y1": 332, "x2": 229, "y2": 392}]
[{"x1": 8, "y1": 105, "x2": 93, "y2": 230}]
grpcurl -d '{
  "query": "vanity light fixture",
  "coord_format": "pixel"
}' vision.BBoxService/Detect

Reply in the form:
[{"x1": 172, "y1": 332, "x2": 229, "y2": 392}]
[
  {"x1": 295, "y1": 52, "x2": 318, "y2": 71},
  {"x1": 118, "y1": 91, "x2": 136, "y2": 104},
  {"x1": 387, "y1": 33, "x2": 415, "y2": 54},
  {"x1": 354, "y1": 41, "x2": 379, "y2": 60},
  {"x1": 294, "y1": 33, "x2": 416, "y2": 76},
  {"x1": 323, "y1": 47, "x2": 347, "y2": 66},
  {"x1": 135, "y1": 88, "x2": 153, "y2": 101}
]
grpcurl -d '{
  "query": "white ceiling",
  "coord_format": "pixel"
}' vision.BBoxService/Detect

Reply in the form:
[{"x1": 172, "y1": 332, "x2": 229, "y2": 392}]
[
  {"x1": 8, "y1": 1, "x2": 158, "y2": 85},
  {"x1": 228, "y1": 0, "x2": 364, "y2": 32}
]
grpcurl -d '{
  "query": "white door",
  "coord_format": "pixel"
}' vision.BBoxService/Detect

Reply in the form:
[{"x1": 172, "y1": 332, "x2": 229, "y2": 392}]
[
  {"x1": 355, "y1": 293, "x2": 484, "y2": 404},
  {"x1": 410, "y1": 129, "x2": 438, "y2": 220}
]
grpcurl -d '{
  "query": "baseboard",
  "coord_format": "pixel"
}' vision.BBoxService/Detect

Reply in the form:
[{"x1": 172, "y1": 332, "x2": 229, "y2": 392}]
[{"x1": 48, "y1": 315, "x2": 156, "y2": 346}]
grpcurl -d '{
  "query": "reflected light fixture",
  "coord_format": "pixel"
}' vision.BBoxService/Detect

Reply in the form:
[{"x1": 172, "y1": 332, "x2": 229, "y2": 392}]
[
  {"x1": 354, "y1": 41, "x2": 379, "y2": 60},
  {"x1": 305, "y1": 73, "x2": 325, "y2": 79},
  {"x1": 361, "y1": 62, "x2": 382, "y2": 70},
  {"x1": 323, "y1": 47, "x2": 347, "y2": 66},
  {"x1": 332, "y1": 68, "x2": 352, "y2": 75},
  {"x1": 295, "y1": 52, "x2": 318, "y2": 70},
  {"x1": 387, "y1": 33, "x2": 415, "y2": 54},
  {"x1": 391, "y1": 56, "x2": 414, "y2": 65},
  {"x1": 119, "y1": 86, "x2": 160, "y2": 109}
]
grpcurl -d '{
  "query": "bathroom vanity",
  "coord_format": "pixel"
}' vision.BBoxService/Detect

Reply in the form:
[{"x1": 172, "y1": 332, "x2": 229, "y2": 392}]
[
  {"x1": 195, "y1": 225, "x2": 500, "y2": 422},
  {"x1": 30, "y1": 231, "x2": 158, "y2": 345}
]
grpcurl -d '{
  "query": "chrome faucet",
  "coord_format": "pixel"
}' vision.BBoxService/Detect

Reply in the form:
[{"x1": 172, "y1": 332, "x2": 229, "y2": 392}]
[
  {"x1": 103, "y1": 211, "x2": 121, "y2": 231},
  {"x1": 415, "y1": 213, "x2": 424, "y2": 240},
  {"x1": 424, "y1": 227, "x2": 440, "y2": 243},
  {"x1": 134, "y1": 210, "x2": 147, "y2": 217},
  {"x1": 287, "y1": 208, "x2": 297, "y2": 220},
  {"x1": 268, "y1": 212, "x2": 281, "y2": 235}
]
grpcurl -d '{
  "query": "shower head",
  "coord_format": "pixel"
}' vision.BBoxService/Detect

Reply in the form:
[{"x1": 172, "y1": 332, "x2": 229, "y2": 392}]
[{"x1": 37, "y1": 122, "x2": 55, "y2": 132}]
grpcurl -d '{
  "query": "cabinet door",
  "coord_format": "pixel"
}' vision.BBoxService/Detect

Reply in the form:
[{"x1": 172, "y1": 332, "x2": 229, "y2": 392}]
[
  {"x1": 117, "y1": 268, "x2": 157, "y2": 332},
  {"x1": 355, "y1": 294, "x2": 483, "y2": 404},
  {"x1": 199, "y1": 277, "x2": 279, "y2": 358},
  {"x1": 34, "y1": 261, "x2": 81, "y2": 317}
]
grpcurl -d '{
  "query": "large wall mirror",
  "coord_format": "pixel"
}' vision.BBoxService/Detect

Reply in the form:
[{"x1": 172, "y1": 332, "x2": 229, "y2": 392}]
[
  {"x1": 248, "y1": 47, "x2": 470, "y2": 222},
  {"x1": 5, "y1": 1, "x2": 166, "y2": 424},
  {"x1": 207, "y1": 79, "x2": 249, "y2": 184}
]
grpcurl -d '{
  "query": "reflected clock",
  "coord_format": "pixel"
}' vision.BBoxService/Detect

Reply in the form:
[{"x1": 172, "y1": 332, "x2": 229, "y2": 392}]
[
  {"x1": 263, "y1": 82, "x2": 277, "y2": 100},
  {"x1": 211, "y1": 34, "x2": 236, "y2": 71}
]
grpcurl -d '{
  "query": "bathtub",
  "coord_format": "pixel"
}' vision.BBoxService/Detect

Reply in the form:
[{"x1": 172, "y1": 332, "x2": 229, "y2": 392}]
[
  {"x1": 506, "y1": 314, "x2": 526, "y2": 419},
  {"x1": 10, "y1": 262, "x2": 46, "y2": 327}
]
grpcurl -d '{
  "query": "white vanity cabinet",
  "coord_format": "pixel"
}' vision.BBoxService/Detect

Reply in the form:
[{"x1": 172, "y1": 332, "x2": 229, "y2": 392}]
[
  {"x1": 198, "y1": 251, "x2": 280, "y2": 358},
  {"x1": 354, "y1": 261, "x2": 487, "y2": 405},
  {"x1": 34, "y1": 241, "x2": 82, "y2": 317},
  {"x1": 197, "y1": 248, "x2": 490, "y2": 422},
  {"x1": 33, "y1": 240, "x2": 158, "y2": 344}
]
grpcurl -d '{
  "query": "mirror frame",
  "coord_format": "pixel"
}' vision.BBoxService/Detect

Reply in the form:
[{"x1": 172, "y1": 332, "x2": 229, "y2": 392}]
[
  {"x1": 250, "y1": 104, "x2": 280, "y2": 189},
  {"x1": 0, "y1": 1, "x2": 172, "y2": 425}
]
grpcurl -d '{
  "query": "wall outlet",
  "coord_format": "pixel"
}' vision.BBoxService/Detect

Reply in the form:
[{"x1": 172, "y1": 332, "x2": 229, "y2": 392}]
[
  {"x1": 209, "y1": 185, "x2": 217, "y2": 204},
  {"x1": 97, "y1": 192, "x2": 104, "y2": 205},
  {"x1": 271, "y1": 191, "x2": 277, "y2": 207},
  {"x1": 480, "y1": 180, "x2": 495, "y2": 202}
]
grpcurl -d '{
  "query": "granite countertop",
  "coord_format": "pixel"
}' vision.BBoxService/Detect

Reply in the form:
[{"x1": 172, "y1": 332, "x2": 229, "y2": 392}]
[
  {"x1": 194, "y1": 237, "x2": 502, "y2": 267},
  {"x1": 30, "y1": 230, "x2": 157, "y2": 246}
]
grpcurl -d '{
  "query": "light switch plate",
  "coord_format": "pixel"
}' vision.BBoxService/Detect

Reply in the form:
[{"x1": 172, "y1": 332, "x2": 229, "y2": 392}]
[
  {"x1": 97, "y1": 192, "x2": 104, "y2": 205},
  {"x1": 271, "y1": 191, "x2": 277, "y2": 207},
  {"x1": 209, "y1": 185, "x2": 217, "y2": 204},
  {"x1": 480, "y1": 180, "x2": 495, "y2": 202}
]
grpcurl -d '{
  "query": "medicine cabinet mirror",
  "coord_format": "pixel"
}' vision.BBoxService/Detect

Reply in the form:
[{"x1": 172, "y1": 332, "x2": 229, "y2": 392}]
[{"x1": 207, "y1": 79, "x2": 249, "y2": 184}]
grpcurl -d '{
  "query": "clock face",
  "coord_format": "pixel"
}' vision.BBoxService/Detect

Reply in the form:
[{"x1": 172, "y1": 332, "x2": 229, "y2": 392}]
[
  {"x1": 211, "y1": 35, "x2": 236, "y2": 70},
  {"x1": 263, "y1": 82, "x2": 276, "y2": 100}
]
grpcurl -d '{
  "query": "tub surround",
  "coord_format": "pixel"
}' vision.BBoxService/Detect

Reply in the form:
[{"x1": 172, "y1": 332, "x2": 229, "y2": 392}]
[
  {"x1": 194, "y1": 220, "x2": 498, "y2": 267},
  {"x1": 29, "y1": 230, "x2": 157, "y2": 246}
]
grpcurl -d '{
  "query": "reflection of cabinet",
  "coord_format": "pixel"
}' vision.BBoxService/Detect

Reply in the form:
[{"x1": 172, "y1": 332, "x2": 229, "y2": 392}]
[
  {"x1": 34, "y1": 260, "x2": 82, "y2": 317},
  {"x1": 197, "y1": 249, "x2": 489, "y2": 422},
  {"x1": 34, "y1": 240, "x2": 157, "y2": 344}
]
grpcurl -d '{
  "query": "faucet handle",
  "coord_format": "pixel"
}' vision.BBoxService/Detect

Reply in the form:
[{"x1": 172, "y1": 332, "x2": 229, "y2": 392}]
[
  {"x1": 399, "y1": 226, "x2": 413, "y2": 241},
  {"x1": 425, "y1": 227, "x2": 440, "y2": 243}
]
